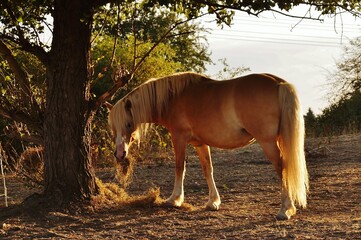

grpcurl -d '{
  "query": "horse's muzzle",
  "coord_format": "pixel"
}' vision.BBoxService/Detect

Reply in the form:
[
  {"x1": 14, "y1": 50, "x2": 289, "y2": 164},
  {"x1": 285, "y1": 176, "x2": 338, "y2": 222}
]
[{"x1": 114, "y1": 150, "x2": 127, "y2": 162}]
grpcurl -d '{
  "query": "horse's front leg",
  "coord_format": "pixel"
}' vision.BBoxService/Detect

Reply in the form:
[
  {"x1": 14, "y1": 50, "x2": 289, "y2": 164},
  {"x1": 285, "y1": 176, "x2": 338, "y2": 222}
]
[
  {"x1": 195, "y1": 144, "x2": 221, "y2": 210},
  {"x1": 166, "y1": 134, "x2": 187, "y2": 207}
]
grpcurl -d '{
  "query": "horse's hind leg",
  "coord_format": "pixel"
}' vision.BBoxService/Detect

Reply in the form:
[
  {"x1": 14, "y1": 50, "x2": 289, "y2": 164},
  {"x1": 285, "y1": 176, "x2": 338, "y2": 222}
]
[
  {"x1": 166, "y1": 133, "x2": 187, "y2": 207},
  {"x1": 195, "y1": 144, "x2": 221, "y2": 210},
  {"x1": 258, "y1": 140, "x2": 296, "y2": 220}
]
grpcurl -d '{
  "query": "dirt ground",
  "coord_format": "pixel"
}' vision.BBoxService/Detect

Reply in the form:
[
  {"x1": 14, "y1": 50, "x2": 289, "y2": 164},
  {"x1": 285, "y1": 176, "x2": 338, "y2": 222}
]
[{"x1": 0, "y1": 134, "x2": 360, "y2": 239}]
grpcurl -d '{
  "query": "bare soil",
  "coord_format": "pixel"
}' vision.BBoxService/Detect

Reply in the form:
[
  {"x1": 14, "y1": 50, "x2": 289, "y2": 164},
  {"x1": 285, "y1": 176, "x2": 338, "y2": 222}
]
[{"x1": 1, "y1": 134, "x2": 360, "y2": 239}]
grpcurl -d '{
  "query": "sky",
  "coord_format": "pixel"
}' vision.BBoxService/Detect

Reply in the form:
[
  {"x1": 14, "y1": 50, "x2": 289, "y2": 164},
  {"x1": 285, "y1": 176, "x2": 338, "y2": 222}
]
[{"x1": 199, "y1": 7, "x2": 361, "y2": 114}]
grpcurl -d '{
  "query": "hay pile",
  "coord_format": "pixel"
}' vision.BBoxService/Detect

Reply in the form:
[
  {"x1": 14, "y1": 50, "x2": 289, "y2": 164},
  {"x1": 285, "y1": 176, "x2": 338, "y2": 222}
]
[
  {"x1": 91, "y1": 178, "x2": 165, "y2": 210},
  {"x1": 92, "y1": 153, "x2": 195, "y2": 211}
]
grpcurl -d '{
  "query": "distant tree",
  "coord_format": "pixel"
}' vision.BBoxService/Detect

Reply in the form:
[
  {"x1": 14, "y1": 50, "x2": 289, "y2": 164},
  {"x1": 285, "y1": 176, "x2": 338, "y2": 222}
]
[
  {"x1": 304, "y1": 108, "x2": 318, "y2": 137},
  {"x1": 318, "y1": 91, "x2": 361, "y2": 135},
  {"x1": 327, "y1": 37, "x2": 361, "y2": 103}
]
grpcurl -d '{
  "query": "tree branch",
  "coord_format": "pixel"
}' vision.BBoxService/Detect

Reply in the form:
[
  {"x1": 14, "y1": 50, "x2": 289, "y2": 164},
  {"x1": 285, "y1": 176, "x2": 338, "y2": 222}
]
[
  {"x1": 18, "y1": 36, "x2": 50, "y2": 65},
  {"x1": 92, "y1": 73, "x2": 132, "y2": 110},
  {"x1": 0, "y1": 106, "x2": 43, "y2": 134},
  {"x1": 268, "y1": 8, "x2": 322, "y2": 21},
  {"x1": 0, "y1": 36, "x2": 49, "y2": 67},
  {"x1": 0, "y1": 40, "x2": 32, "y2": 97},
  {"x1": 197, "y1": 0, "x2": 361, "y2": 20},
  {"x1": 5, "y1": 130, "x2": 44, "y2": 145},
  {"x1": 0, "y1": 40, "x2": 44, "y2": 117}
]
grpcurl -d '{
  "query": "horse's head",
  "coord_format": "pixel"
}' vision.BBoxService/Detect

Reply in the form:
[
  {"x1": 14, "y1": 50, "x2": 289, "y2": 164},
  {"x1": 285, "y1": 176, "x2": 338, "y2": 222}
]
[{"x1": 109, "y1": 99, "x2": 138, "y2": 165}]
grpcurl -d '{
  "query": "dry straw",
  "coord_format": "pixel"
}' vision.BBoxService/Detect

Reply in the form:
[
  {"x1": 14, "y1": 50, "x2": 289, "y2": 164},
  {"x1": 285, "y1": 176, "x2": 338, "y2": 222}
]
[{"x1": 91, "y1": 178, "x2": 164, "y2": 210}]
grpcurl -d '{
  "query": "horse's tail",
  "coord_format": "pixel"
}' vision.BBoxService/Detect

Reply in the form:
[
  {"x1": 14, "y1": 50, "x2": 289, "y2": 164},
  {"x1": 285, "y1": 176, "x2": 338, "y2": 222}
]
[{"x1": 278, "y1": 82, "x2": 309, "y2": 208}]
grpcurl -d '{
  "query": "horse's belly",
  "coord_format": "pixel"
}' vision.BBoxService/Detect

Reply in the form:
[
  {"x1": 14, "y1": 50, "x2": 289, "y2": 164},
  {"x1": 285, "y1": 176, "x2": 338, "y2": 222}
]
[
  {"x1": 190, "y1": 126, "x2": 254, "y2": 149},
  {"x1": 183, "y1": 92, "x2": 254, "y2": 148}
]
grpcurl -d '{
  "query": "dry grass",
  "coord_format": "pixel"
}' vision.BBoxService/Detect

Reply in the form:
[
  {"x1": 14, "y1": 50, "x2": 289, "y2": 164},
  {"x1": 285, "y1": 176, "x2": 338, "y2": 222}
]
[
  {"x1": 114, "y1": 157, "x2": 135, "y2": 188},
  {"x1": 91, "y1": 177, "x2": 197, "y2": 212},
  {"x1": 1, "y1": 134, "x2": 360, "y2": 239},
  {"x1": 91, "y1": 178, "x2": 164, "y2": 210}
]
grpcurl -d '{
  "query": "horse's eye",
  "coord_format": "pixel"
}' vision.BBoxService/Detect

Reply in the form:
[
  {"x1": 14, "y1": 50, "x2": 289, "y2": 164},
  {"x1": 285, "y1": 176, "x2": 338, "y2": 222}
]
[{"x1": 126, "y1": 123, "x2": 132, "y2": 129}]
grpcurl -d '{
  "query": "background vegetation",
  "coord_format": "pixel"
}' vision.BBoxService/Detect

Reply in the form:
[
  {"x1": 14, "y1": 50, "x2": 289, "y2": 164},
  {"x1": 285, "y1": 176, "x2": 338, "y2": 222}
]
[{"x1": 304, "y1": 37, "x2": 361, "y2": 137}]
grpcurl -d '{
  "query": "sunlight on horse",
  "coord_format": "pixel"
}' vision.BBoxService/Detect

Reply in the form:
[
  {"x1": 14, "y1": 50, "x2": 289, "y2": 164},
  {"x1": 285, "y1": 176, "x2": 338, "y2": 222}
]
[{"x1": 108, "y1": 72, "x2": 309, "y2": 220}]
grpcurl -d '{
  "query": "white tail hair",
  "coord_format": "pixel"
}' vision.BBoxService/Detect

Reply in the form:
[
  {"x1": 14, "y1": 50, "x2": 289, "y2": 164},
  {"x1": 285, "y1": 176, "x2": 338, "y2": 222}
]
[{"x1": 278, "y1": 82, "x2": 309, "y2": 208}]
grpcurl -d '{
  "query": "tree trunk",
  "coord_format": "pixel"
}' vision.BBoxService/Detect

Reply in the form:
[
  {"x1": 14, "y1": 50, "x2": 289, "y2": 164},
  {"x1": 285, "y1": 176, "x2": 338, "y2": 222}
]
[{"x1": 43, "y1": 0, "x2": 97, "y2": 203}]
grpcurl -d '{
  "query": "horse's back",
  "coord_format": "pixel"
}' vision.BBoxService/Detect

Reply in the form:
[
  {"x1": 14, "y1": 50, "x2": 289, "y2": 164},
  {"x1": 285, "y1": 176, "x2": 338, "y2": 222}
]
[{"x1": 185, "y1": 73, "x2": 281, "y2": 111}]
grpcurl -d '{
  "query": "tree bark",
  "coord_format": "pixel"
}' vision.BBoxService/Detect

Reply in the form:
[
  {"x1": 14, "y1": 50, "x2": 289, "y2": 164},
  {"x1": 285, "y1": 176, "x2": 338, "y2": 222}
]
[{"x1": 43, "y1": 0, "x2": 97, "y2": 203}]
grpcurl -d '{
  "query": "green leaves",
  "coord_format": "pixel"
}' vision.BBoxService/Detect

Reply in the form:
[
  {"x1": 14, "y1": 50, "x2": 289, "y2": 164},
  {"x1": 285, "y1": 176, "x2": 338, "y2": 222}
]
[
  {"x1": 4, "y1": 75, "x2": 12, "y2": 82},
  {"x1": 0, "y1": 0, "x2": 52, "y2": 50},
  {"x1": 92, "y1": 3, "x2": 212, "y2": 87}
]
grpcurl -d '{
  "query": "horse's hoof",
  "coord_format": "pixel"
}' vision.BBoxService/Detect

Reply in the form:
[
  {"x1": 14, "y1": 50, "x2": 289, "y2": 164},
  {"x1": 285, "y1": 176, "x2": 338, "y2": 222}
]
[
  {"x1": 276, "y1": 212, "x2": 291, "y2": 220},
  {"x1": 276, "y1": 205, "x2": 296, "y2": 220},
  {"x1": 165, "y1": 198, "x2": 183, "y2": 208},
  {"x1": 205, "y1": 202, "x2": 220, "y2": 211}
]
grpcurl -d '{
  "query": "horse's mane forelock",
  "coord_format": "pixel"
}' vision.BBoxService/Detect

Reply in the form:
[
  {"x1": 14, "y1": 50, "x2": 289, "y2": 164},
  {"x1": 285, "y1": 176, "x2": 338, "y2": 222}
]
[{"x1": 109, "y1": 72, "x2": 209, "y2": 135}]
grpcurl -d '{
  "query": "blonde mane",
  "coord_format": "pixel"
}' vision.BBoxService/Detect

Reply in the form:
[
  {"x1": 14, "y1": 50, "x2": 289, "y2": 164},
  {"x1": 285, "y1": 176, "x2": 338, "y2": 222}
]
[{"x1": 109, "y1": 72, "x2": 209, "y2": 135}]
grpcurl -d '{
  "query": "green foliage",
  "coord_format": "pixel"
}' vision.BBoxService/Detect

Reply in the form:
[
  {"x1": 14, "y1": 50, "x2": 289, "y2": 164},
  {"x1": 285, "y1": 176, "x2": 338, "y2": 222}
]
[
  {"x1": 305, "y1": 91, "x2": 361, "y2": 137},
  {"x1": 0, "y1": 50, "x2": 45, "y2": 164},
  {"x1": 93, "y1": 4, "x2": 211, "y2": 73},
  {"x1": 0, "y1": 49, "x2": 45, "y2": 107},
  {"x1": 91, "y1": 35, "x2": 184, "y2": 98},
  {"x1": 91, "y1": 107, "x2": 115, "y2": 167},
  {"x1": 318, "y1": 91, "x2": 361, "y2": 135},
  {"x1": 304, "y1": 108, "x2": 318, "y2": 137},
  {"x1": 0, "y1": 0, "x2": 52, "y2": 48}
]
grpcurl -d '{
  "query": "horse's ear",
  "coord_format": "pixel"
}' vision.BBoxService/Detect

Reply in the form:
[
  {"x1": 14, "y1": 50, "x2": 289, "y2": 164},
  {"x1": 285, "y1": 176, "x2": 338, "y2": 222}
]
[
  {"x1": 104, "y1": 101, "x2": 113, "y2": 110},
  {"x1": 125, "y1": 99, "x2": 132, "y2": 110}
]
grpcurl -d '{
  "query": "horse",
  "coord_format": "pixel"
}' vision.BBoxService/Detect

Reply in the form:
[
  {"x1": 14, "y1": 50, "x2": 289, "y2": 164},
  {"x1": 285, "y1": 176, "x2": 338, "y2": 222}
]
[{"x1": 108, "y1": 72, "x2": 309, "y2": 220}]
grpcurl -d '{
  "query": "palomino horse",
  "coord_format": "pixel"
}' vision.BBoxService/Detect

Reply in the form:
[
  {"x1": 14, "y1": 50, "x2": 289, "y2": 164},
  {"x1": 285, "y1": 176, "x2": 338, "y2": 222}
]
[{"x1": 108, "y1": 72, "x2": 309, "y2": 220}]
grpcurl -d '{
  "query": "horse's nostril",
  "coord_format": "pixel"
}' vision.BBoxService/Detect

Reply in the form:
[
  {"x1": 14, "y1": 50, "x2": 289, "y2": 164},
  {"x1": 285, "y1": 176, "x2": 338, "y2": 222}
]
[
  {"x1": 122, "y1": 151, "x2": 126, "y2": 158},
  {"x1": 113, "y1": 151, "x2": 117, "y2": 158}
]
